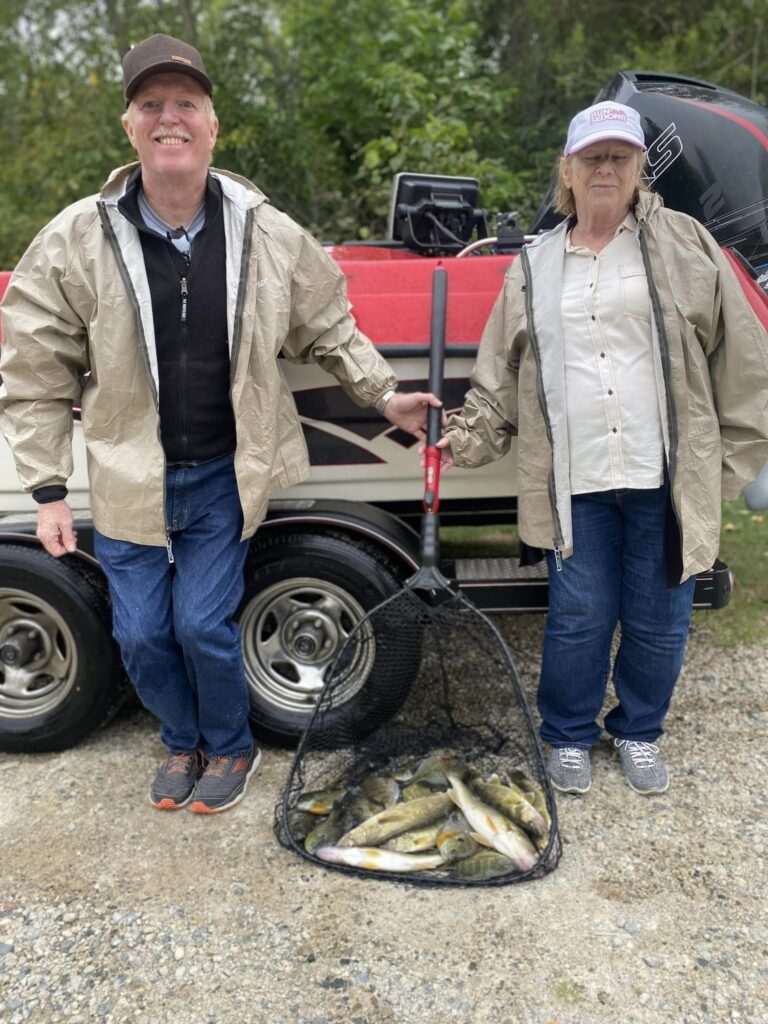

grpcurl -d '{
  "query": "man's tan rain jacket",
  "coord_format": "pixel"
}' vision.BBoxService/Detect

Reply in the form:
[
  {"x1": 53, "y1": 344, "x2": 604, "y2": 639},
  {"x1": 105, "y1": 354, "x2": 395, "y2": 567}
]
[
  {"x1": 0, "y1": 164, "x2": 397, "y2": 545},
  {"x1": 446, "y1": 191, "x2": 768, "y2": 582}
]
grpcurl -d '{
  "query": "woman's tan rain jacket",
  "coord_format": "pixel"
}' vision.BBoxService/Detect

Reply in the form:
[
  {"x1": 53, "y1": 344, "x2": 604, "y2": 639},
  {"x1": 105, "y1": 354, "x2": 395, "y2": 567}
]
[
  {"x1": 446, "y1": 191, "x2": 768, "y2": 582},
  {"x1": 0, "y1": 164, "x2": 396, "y2": 545}
]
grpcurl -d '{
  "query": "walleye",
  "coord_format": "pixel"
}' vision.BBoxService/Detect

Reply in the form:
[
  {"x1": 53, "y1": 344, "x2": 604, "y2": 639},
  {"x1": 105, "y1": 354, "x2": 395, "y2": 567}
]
[
  {"x1": 316, "y1": 845, "x2": 445, "y2": 873},
  {"x1": 442, "y1": 763, "x2": 538, "y2": 872},
  {"x1": 468, "y1": 776, "x2": 549, "y2": 841},
  {"x1": 337, "y1": 792, "x2": 453, "y2": 848}
]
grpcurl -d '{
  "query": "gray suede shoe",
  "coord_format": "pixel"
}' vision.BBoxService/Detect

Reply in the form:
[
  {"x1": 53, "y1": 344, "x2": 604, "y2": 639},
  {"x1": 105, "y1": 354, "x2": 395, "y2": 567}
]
[
  {"x1": 547, "y1": 746, "x2": 592, "y2": 794},
  {"x1": 613, "y1": 739, "x2": 669, "y2": 794}
]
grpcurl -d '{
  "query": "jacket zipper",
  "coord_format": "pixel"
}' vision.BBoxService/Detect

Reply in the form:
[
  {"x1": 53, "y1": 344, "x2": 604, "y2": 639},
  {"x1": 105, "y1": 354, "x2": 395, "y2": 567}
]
[
  {"x1": 97, "y1": 201, "x2": 174, "y2": 561},
  {"x1": 179, "y1": 275, "x2": 189, "y2": 461},
  {"x1": 520, "y1": 249, "x2": 565, "y2": 567},
  {"x1": 229, "y1": 208, "x2": 255, "y2": 390},
  {"x1": 638, "y1": 223, "x2": 684, "y2": 564}
]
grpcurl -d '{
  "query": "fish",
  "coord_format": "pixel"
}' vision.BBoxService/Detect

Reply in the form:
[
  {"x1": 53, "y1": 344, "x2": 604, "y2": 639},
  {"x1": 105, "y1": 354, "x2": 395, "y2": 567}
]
[
  {"x1": 442, "y1": 764, "x2": 538, "y2": 872},
  {"x1": 404, "y1": 755, "x2": 449, "y2": 788},
  {"x1": 304, "y1": 806, "x2": 353, "y2": 855},
  {"x1": 315, "y1": 845, "x2": 445, "y2": 873},
  {"x1": 468, "y1": 775, "x2": 549, "y2": 841},
  {"x1": 345, "y1": 792, "x2": 383, "y2": 824},
  {"x1": 435, "y1": 813, "x2": 483, "y2": 863},
  {"x1": 286, "y1": 809, "x2": 318, "y2": 840},
  {"x1": 296, "y1": 787, "x2": 346, "y2": 815},
  {"x1": 360, "y1": 773, "x2": 400, "y2": 807},
  {"x1": 446, "y1": 850, "x2": 517, "y2": 881},
  {"x1": 381, "y1": 821, "x2": 447, "y2": 853},
  {"x1": 401, "y1": 782, "x2": 434, "y2": 802},
  {"x1": 337, "y1": 792, "x2": 454, "y2": 848}
]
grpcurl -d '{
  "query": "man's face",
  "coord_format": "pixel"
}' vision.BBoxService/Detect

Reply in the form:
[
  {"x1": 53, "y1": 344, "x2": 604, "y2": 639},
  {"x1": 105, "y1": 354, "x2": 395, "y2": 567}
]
[{"x1": 123, "y1": 73, "x2": 218, "y2": 181}]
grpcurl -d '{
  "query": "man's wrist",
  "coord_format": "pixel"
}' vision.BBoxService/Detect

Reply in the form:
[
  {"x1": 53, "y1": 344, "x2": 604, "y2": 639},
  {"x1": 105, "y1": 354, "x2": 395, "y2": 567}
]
[
  {"x1": 32, "y1": 485, "x2": 68, "y2": 505},
  {"x1": 374, "y1": 388, "x2": 398, "y2": 414}
]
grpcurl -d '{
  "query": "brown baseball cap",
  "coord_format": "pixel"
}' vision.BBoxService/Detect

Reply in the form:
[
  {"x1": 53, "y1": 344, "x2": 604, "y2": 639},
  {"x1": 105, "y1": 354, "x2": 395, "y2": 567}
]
[{"x1": 122, "y1": 33, "x2": 213, "y2": 105}]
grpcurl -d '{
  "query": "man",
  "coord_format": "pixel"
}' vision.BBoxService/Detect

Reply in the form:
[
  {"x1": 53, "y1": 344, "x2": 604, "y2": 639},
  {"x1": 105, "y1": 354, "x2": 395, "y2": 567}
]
[{"x1": 0, "y1": 34, "x2": 439, "y2": 813}]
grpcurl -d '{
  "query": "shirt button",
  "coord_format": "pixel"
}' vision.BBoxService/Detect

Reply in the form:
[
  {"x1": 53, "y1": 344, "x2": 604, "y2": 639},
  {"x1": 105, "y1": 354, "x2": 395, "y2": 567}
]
[
  {"x1": 611, "y1": 427, "x2": 618, "y2": 433},
  {"x1": 608, "y1": 388, "x2": 613, "y2": 395},
  {"x1": 600, "y1": 352, "x2": 606, "y2": 358},
  {"x1": 589, "y1": 282, "x2": 594, "y2": 288},
  {"x1": 591, "y1": 315, "x2": 596, "y2": 321}
]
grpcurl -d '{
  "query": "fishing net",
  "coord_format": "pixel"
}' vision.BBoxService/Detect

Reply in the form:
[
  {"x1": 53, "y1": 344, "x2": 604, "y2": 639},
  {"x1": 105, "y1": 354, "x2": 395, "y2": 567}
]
[
  {"x1": 274, "y1": 269, "x2": 561, "y2": 886},
  {"x1": 274, "y1": 584, "x2": 561, "y2": 886}
]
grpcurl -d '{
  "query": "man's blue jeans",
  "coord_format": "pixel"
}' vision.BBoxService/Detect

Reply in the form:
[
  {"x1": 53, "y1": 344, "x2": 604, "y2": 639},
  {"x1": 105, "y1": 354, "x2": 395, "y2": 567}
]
[
  {"x1": 537, "y1": 486, "x2": 696, "y2": 749},
  {"x1": 95, "y1": 454, "x2": 253, "y2": 757}
]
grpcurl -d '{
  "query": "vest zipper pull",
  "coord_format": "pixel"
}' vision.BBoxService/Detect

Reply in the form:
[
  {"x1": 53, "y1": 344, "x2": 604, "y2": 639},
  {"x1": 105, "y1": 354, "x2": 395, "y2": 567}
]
[
  {"x1": 180, "y1": 277, "x2": 188, "y2": 323},
  {"x1": 166, "y1": 532, "x2": 175, "y2": 564}
]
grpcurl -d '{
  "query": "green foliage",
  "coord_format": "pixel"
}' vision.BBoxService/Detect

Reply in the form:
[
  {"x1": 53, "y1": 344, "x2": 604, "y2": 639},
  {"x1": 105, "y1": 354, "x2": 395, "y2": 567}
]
[{"x1": 0, "y1": 0, "x2": 765, "y2": 263}]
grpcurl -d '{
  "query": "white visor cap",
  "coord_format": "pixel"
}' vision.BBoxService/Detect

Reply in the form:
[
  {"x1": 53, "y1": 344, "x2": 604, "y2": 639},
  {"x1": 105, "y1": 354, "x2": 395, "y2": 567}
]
[{"x1": 565, "y1": 101, "x2": 646, "y2": 155}]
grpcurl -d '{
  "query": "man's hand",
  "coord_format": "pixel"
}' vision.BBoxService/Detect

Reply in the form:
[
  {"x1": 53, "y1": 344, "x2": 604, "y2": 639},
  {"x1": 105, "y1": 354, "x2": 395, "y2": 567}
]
[
  {"x1": 37, "y1": 500, "x2": 77, "y2": 557},
  {"x1": 382, "y1": 391, "x2": 446, "y2": 442}
]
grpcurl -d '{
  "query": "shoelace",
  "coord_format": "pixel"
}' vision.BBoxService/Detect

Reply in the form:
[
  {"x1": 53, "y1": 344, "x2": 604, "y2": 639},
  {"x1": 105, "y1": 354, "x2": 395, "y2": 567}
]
[
  {"x1": 167, "y1": 753, "x2": 195, "y2": 775},
  {"x1": 204, "y1": 755, "x2": 232, "y2": 778},
  {"x1": 559, "y1": 747, "x2": 586, "y2": 769},
  {"x1": 616, "y1": 740, "x2": 660, "y2": 769}
]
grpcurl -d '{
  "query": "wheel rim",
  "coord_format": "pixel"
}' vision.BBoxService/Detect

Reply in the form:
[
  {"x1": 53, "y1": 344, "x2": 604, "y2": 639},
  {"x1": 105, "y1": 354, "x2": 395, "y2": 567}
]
[
  {"x1": 239, "y1": 577, "x2": 375, "y2": 718},
  {"x1": 0, "y1": 588, "x2": 79, "y2": 719}
]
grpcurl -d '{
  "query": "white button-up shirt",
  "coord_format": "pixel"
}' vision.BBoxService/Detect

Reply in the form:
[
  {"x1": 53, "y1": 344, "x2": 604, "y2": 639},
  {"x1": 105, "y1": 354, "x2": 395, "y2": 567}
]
[{"x1": 562, "y1": 212, "x2": 665, "y2": 494}]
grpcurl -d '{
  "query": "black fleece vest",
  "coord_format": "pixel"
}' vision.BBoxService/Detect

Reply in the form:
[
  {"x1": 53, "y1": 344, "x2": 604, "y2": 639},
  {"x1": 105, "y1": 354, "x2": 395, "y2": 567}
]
[{"x1": 118, "y1": 175, "x2": 237, "y2": 463}]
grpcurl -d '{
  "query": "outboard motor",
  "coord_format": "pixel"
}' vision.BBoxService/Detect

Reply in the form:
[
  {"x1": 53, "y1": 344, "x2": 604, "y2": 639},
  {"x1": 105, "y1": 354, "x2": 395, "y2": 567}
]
[{"x1": 531, "y1": 70, "x2": 768, "y2": 276}]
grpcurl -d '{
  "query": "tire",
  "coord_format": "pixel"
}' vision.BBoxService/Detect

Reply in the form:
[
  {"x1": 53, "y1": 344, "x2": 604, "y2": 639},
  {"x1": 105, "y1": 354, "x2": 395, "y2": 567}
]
[
  {"x1": 239, "y1": 530, "x2": 420, "y2": 744},
  {"x1": 0, "y1": 545, "x2": 128, "y2": 753}
]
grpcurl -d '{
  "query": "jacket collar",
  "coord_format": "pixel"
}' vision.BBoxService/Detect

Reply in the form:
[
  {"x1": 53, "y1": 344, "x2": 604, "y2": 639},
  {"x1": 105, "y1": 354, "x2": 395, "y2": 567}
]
[{"x1": 100, "y1": 162, "x2": 268, "y2": 213}]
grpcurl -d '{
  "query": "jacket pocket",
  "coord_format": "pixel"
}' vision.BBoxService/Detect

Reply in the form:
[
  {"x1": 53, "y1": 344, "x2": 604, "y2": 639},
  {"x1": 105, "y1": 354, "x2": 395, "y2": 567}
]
[{"x1": 619, "y1": 263, "x2": 651, "y2": 321}]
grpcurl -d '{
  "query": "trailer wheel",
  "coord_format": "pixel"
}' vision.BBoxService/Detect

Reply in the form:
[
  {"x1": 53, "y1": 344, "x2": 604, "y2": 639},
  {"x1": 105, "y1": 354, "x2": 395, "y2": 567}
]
[
  {"x1": 239, "y1": 531, "x2": 419, "y2": 744},
  {"x1": 0, "y1": 545, "x2": 128, "y2": 753}
]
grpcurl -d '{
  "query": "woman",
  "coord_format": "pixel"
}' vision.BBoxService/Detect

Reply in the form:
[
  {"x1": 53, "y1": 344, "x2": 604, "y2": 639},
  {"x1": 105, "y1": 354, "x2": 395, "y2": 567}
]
[{"x1": 438, "y1": 101, "x2": 768, "y2": 796}]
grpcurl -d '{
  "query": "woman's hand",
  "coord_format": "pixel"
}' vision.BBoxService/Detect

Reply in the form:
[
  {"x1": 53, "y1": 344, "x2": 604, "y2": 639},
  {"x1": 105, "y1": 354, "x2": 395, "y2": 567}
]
[{"x1": 419, "y1": 436, "x2": 455, "y2": 472}]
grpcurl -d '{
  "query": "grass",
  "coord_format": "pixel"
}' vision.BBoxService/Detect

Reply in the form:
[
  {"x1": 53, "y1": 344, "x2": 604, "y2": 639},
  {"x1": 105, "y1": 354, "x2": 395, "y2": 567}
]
[
  {"x1": 440, "y1": 498, "x2": 768, "y2": 647},
  {"x1": 702, "y1": 499, "x2": 768, "y2": 646}
]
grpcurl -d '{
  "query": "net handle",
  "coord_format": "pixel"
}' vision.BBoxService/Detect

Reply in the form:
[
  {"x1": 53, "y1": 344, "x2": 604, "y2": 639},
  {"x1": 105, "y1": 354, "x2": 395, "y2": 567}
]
[{"x1": 423, "y1": 266, "x2": 447, "y2": 517}]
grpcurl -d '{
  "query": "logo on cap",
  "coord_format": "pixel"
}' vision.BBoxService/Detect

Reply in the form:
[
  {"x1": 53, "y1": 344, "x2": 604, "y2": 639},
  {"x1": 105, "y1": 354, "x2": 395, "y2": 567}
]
[
  {"x1": 590, "y1": 107, "x2": 627, "y2": 125},
  {"x1": 171, "y1": 54, "x2": 193, "y2": 65}
]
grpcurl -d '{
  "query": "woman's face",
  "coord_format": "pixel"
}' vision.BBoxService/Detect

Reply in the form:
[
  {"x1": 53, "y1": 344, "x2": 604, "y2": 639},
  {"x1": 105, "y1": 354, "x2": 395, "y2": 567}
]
[{"x1": 563, "y1": 141, "x2": 643, "y2": 221}]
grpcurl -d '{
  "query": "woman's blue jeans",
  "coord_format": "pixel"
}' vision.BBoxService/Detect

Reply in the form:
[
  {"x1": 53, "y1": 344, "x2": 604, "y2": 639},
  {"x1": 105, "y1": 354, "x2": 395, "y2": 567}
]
[
  {"x1": 94, "y1": 454, "x2": 253, "y2": 757},
  {"x1": 537, "y1": 486, "x2": 696, "y2": 749}
]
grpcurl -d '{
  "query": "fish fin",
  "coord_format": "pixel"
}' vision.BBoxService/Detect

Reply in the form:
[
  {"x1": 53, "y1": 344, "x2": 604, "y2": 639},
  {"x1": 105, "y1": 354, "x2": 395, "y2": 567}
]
[
  {"x1": 470, "y1": 831, "x2": 494, "y2": 849},
  {"x1": 447, "y1": 789, "x2": 461, "y2": 808}
]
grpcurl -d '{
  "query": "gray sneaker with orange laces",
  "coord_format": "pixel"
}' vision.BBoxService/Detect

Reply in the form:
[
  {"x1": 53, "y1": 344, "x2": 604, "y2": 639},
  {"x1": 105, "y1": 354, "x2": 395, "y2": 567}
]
[
  {"x1": 149, "y1": 750, "x2": 206, "y2": 810},
  {"x1": 189, "y1": 745, "x2": 262, "y2": 814}
]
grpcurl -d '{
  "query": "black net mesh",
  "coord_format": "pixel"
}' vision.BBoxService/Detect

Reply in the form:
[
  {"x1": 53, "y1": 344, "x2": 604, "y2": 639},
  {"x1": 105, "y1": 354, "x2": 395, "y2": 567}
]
[{"x1": 275, "y1": 581, "x2": 561, "y2": 887}]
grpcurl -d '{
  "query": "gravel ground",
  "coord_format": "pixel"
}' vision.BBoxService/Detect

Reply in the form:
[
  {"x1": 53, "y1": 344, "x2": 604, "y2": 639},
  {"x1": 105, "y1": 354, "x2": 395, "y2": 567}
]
[{"x1": 1, "y1": 614, "x2": 766, "y2": 1024}]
